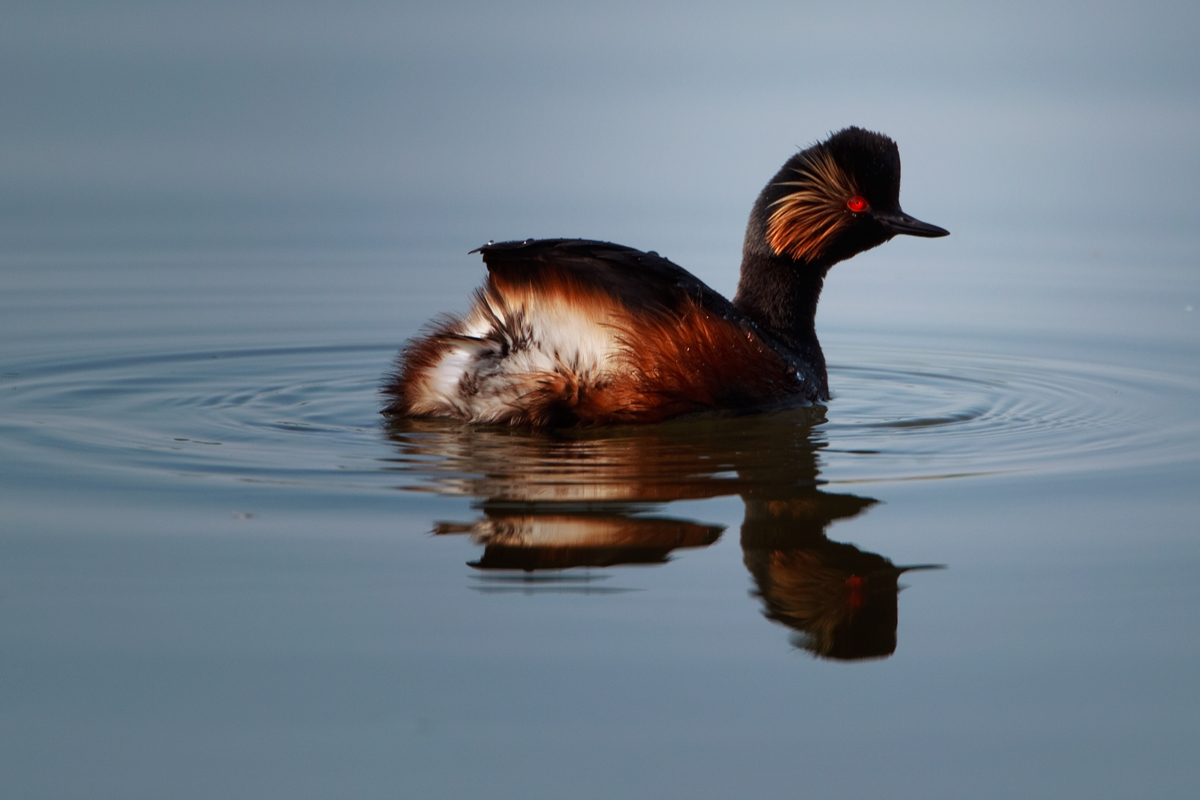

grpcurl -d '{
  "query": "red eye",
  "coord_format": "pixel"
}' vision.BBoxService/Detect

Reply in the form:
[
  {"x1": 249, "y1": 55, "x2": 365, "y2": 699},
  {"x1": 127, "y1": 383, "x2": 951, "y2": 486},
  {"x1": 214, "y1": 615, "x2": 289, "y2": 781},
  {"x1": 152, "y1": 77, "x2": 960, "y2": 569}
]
[{"x1": 846, "y1": 195, "x2": 868, "y2": 213}]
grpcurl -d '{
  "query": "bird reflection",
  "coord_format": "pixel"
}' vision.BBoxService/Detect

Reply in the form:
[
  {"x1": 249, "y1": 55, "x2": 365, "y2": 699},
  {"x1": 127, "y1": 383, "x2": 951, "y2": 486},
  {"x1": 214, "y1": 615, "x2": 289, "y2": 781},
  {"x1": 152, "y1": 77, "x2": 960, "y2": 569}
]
[
  {"x1": 437, "y1": 510, "x2": 722, "y2": 570},
  {"x1": 384, "y1": 408, "x2": 941, "y2": 661}
]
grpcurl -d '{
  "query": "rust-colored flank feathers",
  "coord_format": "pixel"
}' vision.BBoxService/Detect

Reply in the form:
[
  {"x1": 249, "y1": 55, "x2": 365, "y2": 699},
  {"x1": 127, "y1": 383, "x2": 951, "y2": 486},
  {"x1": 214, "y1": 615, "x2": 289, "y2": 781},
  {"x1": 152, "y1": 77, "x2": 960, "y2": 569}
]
[
  {"x1": 766, "y1": 148, "x2": 860, "y2": 262},
  {"x1": 385, "y1": 243, "x2": 805, "y2": 427},
  {"x1": 383, "y1": 127, "x2": 948, "y2": 426}
]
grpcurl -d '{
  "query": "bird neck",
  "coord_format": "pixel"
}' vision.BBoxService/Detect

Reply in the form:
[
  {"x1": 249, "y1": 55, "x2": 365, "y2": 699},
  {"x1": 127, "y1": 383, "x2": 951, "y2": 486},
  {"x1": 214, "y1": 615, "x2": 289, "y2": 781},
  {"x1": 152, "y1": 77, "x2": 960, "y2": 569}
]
[{"x1": 732, "y1": 250, "x2": 829, "y2": 374}]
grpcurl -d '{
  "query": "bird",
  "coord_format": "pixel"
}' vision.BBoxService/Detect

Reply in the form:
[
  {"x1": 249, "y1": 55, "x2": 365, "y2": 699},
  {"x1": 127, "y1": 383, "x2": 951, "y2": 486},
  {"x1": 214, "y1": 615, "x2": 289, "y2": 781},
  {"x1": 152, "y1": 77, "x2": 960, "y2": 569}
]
[{"x1": 382, "y1": 127, "x2": 948, "y2": 427}]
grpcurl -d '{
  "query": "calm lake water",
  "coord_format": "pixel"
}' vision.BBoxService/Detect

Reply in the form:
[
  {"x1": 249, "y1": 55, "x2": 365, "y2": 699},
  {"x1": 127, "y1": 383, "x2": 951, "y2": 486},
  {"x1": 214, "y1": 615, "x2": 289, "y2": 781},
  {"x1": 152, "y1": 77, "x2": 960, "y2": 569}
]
[{"x1": 3, "y1": 3, "x2": 1200, "y2": 799}]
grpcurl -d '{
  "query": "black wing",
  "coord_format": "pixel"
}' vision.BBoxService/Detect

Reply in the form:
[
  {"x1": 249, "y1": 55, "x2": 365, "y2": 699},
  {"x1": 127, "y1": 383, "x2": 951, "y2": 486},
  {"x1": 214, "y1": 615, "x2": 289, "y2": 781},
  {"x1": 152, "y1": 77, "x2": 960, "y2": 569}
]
[{"x1": 472, "y1": 238, "x2": 744, "y2": 321}]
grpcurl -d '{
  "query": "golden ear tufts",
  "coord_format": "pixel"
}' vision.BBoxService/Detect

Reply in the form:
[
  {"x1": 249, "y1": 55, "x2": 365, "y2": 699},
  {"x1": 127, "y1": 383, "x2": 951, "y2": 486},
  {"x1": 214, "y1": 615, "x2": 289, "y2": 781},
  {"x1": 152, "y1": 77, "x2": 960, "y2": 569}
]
[{"x1": 766, "y1": 149, "x2": 859, "y2": 262}]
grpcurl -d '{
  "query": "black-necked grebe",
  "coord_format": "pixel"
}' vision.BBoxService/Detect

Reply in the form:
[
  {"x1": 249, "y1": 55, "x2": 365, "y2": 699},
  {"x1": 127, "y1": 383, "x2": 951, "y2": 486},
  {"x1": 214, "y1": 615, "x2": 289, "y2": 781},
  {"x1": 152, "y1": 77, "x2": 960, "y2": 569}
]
[{"x1": 383, "y1": 127, "x2": 948, "y2": 426}]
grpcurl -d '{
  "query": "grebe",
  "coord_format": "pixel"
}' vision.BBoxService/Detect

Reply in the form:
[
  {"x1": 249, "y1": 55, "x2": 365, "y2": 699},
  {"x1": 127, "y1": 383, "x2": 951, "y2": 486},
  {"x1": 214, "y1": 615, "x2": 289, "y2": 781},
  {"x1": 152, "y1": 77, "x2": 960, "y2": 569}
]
[{"x1": 383, "y1": 127, "x2": 948, "y2": 426}]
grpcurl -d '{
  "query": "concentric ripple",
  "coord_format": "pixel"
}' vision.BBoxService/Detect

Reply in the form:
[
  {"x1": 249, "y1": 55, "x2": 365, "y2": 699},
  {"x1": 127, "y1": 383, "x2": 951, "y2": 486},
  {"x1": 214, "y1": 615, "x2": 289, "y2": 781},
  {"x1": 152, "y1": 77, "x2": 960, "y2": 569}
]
[
  {"x1": 1, "y1": 343, "x2": 1196, "y2": 494},
  {"x1": 0, "y1": 345, "x2": 393, "y2": 489},
  {"x1": 820, "y1": 347, "x2": 1200, "y2": 481}
]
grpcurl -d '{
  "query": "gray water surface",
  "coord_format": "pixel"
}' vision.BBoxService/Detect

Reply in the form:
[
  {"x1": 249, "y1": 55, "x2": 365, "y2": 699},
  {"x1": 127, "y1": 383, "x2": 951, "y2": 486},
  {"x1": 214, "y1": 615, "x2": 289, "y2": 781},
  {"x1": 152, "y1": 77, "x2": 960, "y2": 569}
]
[{"x1": 3, "y1": 2, "x2": 1200, "y2": 799}]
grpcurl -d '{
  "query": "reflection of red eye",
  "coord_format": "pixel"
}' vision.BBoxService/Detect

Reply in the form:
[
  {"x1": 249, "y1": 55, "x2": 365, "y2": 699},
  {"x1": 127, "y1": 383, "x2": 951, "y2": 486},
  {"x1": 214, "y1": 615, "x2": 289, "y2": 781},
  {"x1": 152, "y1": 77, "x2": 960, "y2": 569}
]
[{"x1": 847, "y1": 195, "x2": 868, "y2": 213}]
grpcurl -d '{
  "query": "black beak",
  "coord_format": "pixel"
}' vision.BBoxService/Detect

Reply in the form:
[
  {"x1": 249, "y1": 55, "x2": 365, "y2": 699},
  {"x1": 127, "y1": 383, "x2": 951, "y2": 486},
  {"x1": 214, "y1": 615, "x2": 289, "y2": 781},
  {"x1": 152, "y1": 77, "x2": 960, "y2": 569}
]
[{"x1": 875, "y1": 210, "x2": 949, "y2": 238}]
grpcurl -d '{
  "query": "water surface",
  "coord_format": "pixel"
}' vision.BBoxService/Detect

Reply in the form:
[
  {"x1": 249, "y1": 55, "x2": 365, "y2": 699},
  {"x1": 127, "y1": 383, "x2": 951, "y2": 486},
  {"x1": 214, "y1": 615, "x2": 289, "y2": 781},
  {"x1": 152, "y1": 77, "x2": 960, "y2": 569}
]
[
  {"x1": 3, "y1": 241, "x2": 1198, "y2": 800},
  {"x1": 3, "y1": 2, "x2": 1200, "y2": 798}
]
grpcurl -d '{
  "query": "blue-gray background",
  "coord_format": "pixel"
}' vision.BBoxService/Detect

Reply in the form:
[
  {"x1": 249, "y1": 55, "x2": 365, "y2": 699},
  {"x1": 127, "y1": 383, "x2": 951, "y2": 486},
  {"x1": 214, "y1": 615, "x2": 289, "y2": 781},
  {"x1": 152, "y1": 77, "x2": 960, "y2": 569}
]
[
  {"x1": 6, "y1": 1, "x2": 1198, "y2": 252},
  {"x1": 3, "y1": 3, "x2": 1200, "y2": 799}
]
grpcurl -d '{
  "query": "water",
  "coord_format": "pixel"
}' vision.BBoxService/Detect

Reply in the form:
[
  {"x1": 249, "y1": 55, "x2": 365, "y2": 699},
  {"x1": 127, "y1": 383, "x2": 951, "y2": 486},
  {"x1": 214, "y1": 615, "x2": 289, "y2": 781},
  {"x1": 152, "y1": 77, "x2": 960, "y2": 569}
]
[{"x1": 3, "y1": 3, "x2": 1200, "y2": 798}]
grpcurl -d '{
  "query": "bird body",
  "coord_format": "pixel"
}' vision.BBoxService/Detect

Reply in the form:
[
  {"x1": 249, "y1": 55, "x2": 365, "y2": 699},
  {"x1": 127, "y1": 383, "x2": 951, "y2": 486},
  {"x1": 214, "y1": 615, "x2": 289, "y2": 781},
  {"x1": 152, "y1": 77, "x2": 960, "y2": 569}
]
[{"x1": 383, "y1": 127, "x2": 947, "y2": 426}]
